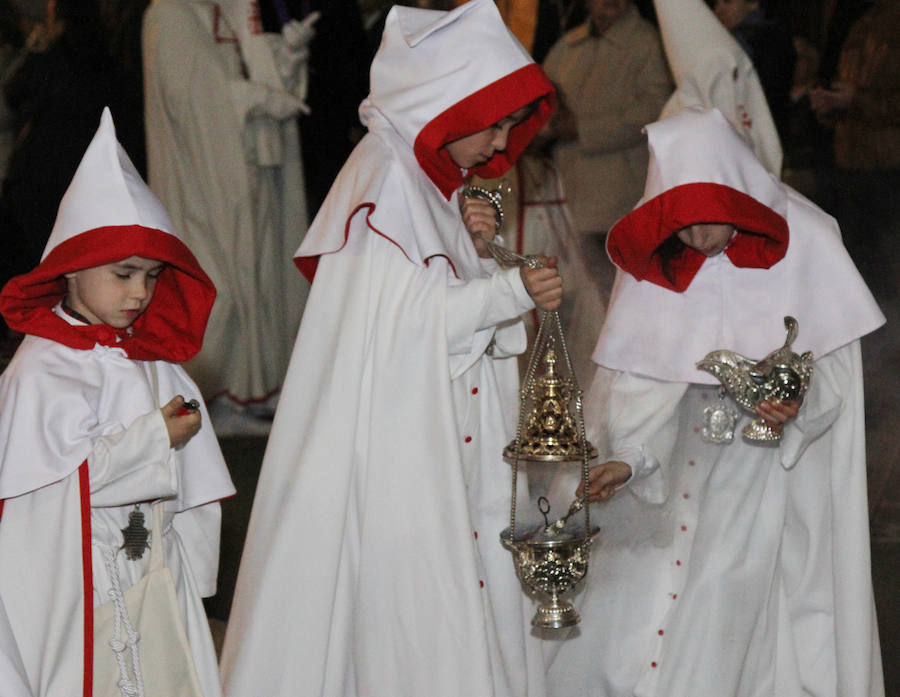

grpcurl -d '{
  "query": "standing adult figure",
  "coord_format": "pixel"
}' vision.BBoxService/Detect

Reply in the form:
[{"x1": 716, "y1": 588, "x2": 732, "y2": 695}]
[
  {"x1": 541, "y1": 0, "x2": 671, "y2": 241},
  {"x1": 143, "y1": 0, "x2": 314, "y2": 434},
  {"x1": 540, "y1": 0, "x2": 672, "y2": 381}
]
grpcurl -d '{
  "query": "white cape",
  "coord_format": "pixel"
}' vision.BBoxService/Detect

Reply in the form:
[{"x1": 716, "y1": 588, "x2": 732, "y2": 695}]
[
  {"x1": 221, "y1": 129, "x2": 546, "y2": 697},
  {"x1": 0, "y1": 329, "x2": 235, "y2": 697}
]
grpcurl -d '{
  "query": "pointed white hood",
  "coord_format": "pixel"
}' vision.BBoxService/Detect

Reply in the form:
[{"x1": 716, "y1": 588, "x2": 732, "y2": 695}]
[
  {"x1": 362, "y1": 0, "x2": 554, "y2": 198},
  {"x1": 1, "y1": 108, "x2": 215, "y2": 363},
  {"x1": 654, "y1": 0, "x2": 783, "y2": 175},
  {"x1": 42, "y1": 108, "x2": 180, "y2": 257}
]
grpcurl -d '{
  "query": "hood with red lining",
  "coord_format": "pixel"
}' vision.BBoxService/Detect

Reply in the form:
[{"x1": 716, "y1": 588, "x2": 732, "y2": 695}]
[
  {"x1": 362, "y1": 0, "x2": 555, "y2": 200},
  {"x1": 606, "y1": 107, "x2": 789, "y2": 292},
  {"x1": 0, "y1": 108, "x2": 214, "y2": 362}
]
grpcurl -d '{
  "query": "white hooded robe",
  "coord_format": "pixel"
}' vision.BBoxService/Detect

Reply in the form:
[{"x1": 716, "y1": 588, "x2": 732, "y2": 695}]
[
  {"x1": 544, "y1": 108, "x2": 885, "y2": 697},
  {"x1": 142, "y1": 0, "x2": 311, "y2": 404},
  {"x1": 219, "y1": 3, "x2": 559, "y2": 696},
  {"x1": 0, "y1": 109, "x2": 235, "y2": 697}
]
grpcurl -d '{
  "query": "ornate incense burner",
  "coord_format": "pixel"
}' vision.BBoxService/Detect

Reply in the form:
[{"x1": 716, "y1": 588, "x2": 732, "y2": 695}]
[
  {"x1": 499, "y1": 313, "x2": 599, "y2": 629},
  {"x1": 463, "y1": 182, "x2": 599, "y2": 629}
]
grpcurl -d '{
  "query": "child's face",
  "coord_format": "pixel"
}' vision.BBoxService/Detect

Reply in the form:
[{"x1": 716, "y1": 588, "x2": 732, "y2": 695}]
[
  {"x1": 64, "y1": 255, "x2": 165, "y2": 328},
  {"x1": 444, "y1": 105, "x2": 532, "y2": 170},
  {"x1": 676, "y1": 224, "x2": 735, "y2": 257},
  {"x1": 712, "y1": 0, "x2": 759, "y2": 30}
]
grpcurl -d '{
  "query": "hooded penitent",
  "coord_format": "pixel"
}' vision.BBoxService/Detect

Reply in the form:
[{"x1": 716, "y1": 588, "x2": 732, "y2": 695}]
[
  {"x1": 544, "y1": 107, "x2": 885, "y2": 697},
  {"x1": 0, "y1": 109, "x2": 234, "y2": 697},
  {"x1": 0, "y1": 108, "x2": 215, "y2": 362},
  {"x1": 654, "y1": 0, "x2": 783, "y2": 175},
  {"x1": 220, "y1": 3, "x2": 554, "y2": 697},
  {"x1": 594, "y1": 107, "x2": 883, "y2": 384}
]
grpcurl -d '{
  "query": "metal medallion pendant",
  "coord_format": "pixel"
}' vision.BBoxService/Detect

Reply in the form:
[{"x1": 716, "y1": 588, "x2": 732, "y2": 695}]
[
  {"x1": 702, "y1": 391, "x2": 739, "y2": 444},
  {"x1": 121, "y1": 505, "x2": 150, "y2": 561}
]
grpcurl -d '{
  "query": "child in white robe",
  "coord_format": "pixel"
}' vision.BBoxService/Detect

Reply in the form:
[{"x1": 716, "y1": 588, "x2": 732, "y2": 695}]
[
  {"x1": 0, "y1": 109, "x2": 235, "y2": 697},
  {"x1": 220, "y1": 2, "x2": 563, "y2": 697},
  {"x1": 544, "y1": 107, "x2": 886, "y2": 697}
]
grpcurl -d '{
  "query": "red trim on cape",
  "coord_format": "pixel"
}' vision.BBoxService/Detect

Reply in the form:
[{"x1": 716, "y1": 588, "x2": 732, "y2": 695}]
[
  {"x1": 607, "y1": 182, "x2": 789, "y2": 293},
  {"x1": 295, "y1": 203, "x2": 461, "y2": 283},
  {"x1": 414, "y1": 65, "x2": 555, "y2": 200},
  {"x1": 0, "y1": 226, "x2": 216, "y2": 362},
  {"x1": 423, "y1": 254, "x2": 458, "y2": 278},
  {"x1": 79, "y1": 462, "x2": 93, "y2": 697}
]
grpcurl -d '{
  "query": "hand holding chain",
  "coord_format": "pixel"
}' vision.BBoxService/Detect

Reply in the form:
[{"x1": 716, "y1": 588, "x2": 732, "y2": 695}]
[{"x1": 461, "y1": 183, "x2": 542, "y2": 269}]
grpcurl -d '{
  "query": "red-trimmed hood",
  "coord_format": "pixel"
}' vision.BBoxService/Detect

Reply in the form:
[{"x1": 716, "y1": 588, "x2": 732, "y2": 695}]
[
  {"x1": 608, "y1": 181, "x2": 788, "y2": 292},
  {"x1": 607, "y1": 107, "x2": 789, "y2": 292},
  {"x1": 0, "y1": 108, "x2": 215, "y2": 362},
  {"x1": 592, "y1": 107, "x2": 884, "y2": 384},
  {"x1": 362, "y1": 0, "x2": 554, "y2": 200},
  {"x1": 1, "y1": 226, "x2": 214, "y2": 362}
]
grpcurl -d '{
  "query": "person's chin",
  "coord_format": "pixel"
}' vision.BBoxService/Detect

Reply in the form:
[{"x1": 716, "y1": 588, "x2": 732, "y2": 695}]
[{"x1": 113, "y1": 311, "x2": 141, "y2": 328}]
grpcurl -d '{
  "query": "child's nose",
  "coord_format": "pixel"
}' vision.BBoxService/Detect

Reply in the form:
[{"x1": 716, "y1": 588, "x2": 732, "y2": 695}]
[
  {"x1": 492, "y1": 126, "x2": 510, "y2": 152},
  {"x1": 131, "y1": 278, "x2": 150, "y2": 299}
]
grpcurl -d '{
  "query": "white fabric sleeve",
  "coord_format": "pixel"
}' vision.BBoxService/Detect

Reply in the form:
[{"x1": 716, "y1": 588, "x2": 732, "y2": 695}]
[
  {"x1": 779, "y1": 347, "x2": 849, "y2": 470},
  {"x1": 228, "y1": 80, "x2": 306, "y2": 123},
  {"x1": 88, "y1": 409, "x2": 177, "y2": 506},
  {"x1": 445, "y1": 265, "x2": 534, "y2": 355},
  {"x1": 586, "y1": 368, "x2": 688, "y2": 504}
]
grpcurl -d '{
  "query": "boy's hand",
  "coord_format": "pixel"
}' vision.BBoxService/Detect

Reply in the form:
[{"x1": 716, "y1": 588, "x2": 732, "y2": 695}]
[
  {"x1": 754, "y1": 399, "x2": 800, "y2": 436},
  {"x1": 521, "y1": 256, "x2": 563, "y2": 311},
  {"x1": 161, "y1": 395, "x2": 202, "y2": 449},
  {"x1": 577, "y1": 461, "x2": 632, "y2": 503},
  {"x1": 461, "y1": 195, "x2": 500, "y2": 258}
]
